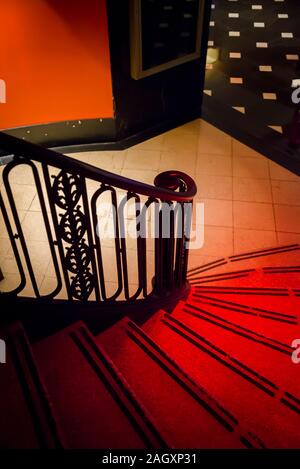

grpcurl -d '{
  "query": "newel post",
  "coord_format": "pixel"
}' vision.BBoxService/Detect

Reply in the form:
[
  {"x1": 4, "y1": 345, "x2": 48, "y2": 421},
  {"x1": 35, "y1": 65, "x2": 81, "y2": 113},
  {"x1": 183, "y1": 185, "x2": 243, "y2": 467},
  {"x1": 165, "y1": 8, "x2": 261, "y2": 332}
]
[{"x1": 153, "y1": 171, "x2": 196, "y2": 295}]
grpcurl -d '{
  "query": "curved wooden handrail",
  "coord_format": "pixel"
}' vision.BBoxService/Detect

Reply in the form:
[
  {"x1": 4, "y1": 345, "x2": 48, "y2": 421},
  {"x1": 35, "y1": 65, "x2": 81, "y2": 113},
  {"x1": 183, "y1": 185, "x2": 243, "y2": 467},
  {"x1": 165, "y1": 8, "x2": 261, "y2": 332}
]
[{"x1": 0, "y1": 131, "x2": 197, "y2": 202}]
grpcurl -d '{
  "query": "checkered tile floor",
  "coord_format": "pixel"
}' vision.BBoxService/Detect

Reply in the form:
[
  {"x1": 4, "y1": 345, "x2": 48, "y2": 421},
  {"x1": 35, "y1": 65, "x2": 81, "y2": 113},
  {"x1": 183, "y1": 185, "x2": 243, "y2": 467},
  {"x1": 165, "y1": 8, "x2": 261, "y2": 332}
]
[{"x1": 203, "y1": 0, "x2": 300, "y2": 162}]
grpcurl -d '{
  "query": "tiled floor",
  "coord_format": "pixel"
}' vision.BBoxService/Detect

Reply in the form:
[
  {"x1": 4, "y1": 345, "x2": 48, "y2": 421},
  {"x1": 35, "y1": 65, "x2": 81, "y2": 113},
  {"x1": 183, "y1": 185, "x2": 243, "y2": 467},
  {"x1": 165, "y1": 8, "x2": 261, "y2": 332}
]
[
  {"x1": 1, "y1": 119, "x2": 300, "y2": 297},
  {"x1": 204, "y1": 0, "x2": 300, "y2": 151},
  {"x1": 202, "y1": 0, "x2": 300, "y2": 191}
]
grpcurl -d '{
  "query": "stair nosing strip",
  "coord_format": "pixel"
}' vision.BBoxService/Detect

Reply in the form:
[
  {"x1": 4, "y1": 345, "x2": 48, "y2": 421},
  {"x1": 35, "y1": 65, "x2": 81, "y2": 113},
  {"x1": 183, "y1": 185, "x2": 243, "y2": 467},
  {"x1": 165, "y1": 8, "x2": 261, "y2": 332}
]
[
  {"x1": 191, "y1": 292, "x2": 298, "y2": 322},
  {"x1": 126, "y1": 321, "x2": 238, "y2": 432},
  {"x1": 163, "y1": 314, "x2": 278, "y2": 394},
  {"x1": 228, "y1": 244, "x2": 300, "y2": 261},
  {"x1": 127, "y1": 320, "x2": 266, "y2": 449},
  {"x1": 70, "y1": 325, "x2": 170, "y2": 449},
  {"x1": 7, "y1": 324, "x2": 64, "y2": 449},
  {"x1": 182, "y1": 303, "x2": 292, "y2": 356}
]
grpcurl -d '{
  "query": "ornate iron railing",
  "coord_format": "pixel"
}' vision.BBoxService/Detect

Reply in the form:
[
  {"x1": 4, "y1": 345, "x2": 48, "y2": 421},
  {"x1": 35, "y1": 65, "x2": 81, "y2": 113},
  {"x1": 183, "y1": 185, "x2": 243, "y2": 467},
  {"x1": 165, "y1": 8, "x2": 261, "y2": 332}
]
[{"x1": 0, "y1": 132, "x2": 196, "y2": 305}]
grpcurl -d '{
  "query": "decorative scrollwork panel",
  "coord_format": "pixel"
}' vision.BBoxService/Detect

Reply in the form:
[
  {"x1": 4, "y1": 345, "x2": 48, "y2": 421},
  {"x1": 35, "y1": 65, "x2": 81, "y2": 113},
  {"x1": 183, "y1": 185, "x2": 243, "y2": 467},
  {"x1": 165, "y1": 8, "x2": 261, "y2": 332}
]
[{"x1": 49, "y1": 169, "x2": 99, "y2": 301}]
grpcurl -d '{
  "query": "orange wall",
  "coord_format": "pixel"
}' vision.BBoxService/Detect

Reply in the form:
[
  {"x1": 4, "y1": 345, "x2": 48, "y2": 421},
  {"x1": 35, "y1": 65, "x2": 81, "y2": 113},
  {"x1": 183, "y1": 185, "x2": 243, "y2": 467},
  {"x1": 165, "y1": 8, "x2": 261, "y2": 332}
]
[{"x1": 0, "y1": 0, "x2": 114, "y2": 129}]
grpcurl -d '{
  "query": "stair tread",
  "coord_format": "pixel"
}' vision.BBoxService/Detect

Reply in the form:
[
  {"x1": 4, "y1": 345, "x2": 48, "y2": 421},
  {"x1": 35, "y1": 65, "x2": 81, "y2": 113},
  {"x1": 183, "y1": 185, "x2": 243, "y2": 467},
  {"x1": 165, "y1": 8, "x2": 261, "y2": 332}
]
[
  {"x1": 191, "y1": 287, "x2": 299, "y2": 316},
  {"x1": 186, "y1": 292, "x2": 299, "y2": 343},
  {"x1": 98, "y1": 318, "x2": 255, "y2": 449},
  {"x1": 33, "y1": 321, "x2": 163, "y2": 449},
  {"x1": 188, "y1": 245, "x2": 300, "y2": 279},
  {"x1": 0, "y1": 322, "x2": 61, "y2": 449},
  {"x1": 142, "y1": 310, "x2": 300, "y2": 448},
  {"x1": 172, "y1": 303, "x2": 299, "y2": 397},
  {"x1": 189, "y1": 269, "x2": 300, "y2": 289}
]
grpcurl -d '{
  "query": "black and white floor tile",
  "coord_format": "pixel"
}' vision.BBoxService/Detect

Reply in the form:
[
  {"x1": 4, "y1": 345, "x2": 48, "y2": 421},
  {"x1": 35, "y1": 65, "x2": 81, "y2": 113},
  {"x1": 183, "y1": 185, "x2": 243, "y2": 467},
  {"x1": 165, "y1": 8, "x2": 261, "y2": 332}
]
[{"x1": 203, "y1": 0, "x2": 300, "y2": 169}]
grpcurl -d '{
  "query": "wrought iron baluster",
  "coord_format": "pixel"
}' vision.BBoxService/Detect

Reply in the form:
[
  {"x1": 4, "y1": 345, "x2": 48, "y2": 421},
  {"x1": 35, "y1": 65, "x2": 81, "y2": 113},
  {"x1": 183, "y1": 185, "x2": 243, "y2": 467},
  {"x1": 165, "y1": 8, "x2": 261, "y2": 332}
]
[
  {"x1": 118, "y1": 192, "x2": 143, "y2": 301},
  {"x1": 164, "y1": 201, "x2": 175, "y2": 291},
  {"x1": 174, "y1": 202, "x2": 185, "y2": 288},
  {"x1": 0, "y1": 190, "x2": 26, "y2": 295},
  {"x1": 78, "y1": 177, "x2": 101, "y2": 302},
  {"x1": 31, "y1": 163, "x2": 63, "y2": 299},
  {"x1": 140, "y1": 197, "x2": 160, "y2": 297},
  {"x1": 43, "y1": 164, "x2": 73, "y2": 300},
  {"x1": 91, "y1": 185, "x2": 123, "y2": 301},
  {"x1": 3, "y1": 160, "x2": 40, "y2": 297},
  {"x1": 182, "y1": 200, "x2": 193, "y2": 282},
  {"x1": 154, "y1": 203, "x2": 164, "y2": 295}
]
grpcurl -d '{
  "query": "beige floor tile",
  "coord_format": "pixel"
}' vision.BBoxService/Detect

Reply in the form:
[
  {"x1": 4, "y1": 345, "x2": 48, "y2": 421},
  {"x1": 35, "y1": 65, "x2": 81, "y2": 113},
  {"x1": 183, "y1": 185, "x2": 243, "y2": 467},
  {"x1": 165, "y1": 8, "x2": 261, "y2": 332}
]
[
  {"x1": 1, "y1": 255, "x2": 20, "y2": 275},
  {"x1": 0, "y1": 238, "x2": 11, "y2": 258},
  {"x1": 191, "y1": 225, "x2": 234, "y2": 257},
  {"x1": 3, "y1": 240, "x2": 52, "y2": 278},
  {"x1": 233, "y1": 156, "x2": 269, "y2": 179},
  {"x1": 0, "y1": 272, "x2": 23, "y2": 293},
  {"x1": 233, "y1": 177, "x2": 272, "y2": 203},
  {"x1": 196, "y1": 154, "x2": 232, "y2": 177},
  {"x1": 126, "y1": 248, "x2": 149, "y2": 287},
  {"x1": 269, "y1": 161, "x2": 300, "y2": 181},
  {"x1": 110, "y1": 150, "x2": 127, "y2": 170},
  {"x1": 271, "y1": 180, "x2": 300, "y2": 206},
  {"x1": 121, "y1": 169, "x2": 159, "y2": 186},
  {"x1": 198, "y1": 120, "x2": 232, "y2": 156},
  {"x1": 0, "y1": 209, "x2": 27, "y2": 239},
  {"x1": 163, "y1": 130, "x2": 198, "y2": 153},
  {"x1": 179, "y1": 119, "x2": 202, "y2": 134},
  {"x1": 0, "y1": 165, "x2": 4, "y2": 185},
  {"x1": 18, "y1": 273, "x2": 44, "y2": 297},
  {"x1": 102, "y1": 281, "x2": 139, "y2": 301},
  {"x1": 45, "y1": 258, "x2": 62, "y2": 278},
  {"x1": 100, "y1": 246, "x2": 123, "y2": 283},
  {"x1": 234, "y1": 228, "x2": 277, "y2": 254},
  {"x1": 274, "y1": 205, "x2": 300, "y2": 233},
  {"x1": 232, "y1": 139, "x2": 264, "y2": 158},
  {"x1": 40, "y1": 276, "x2": 67, "y2": 299},
  {"x1": 159, "y1": 151, "x2": 197, "y2": 174},
  {"x1": 103, "y1": 281, "x2": 121, "y2": 299},
  {"x1": 124, "y1": 149, "x2": 161, "y2": 170},
  {"x1": 29, "y1": 193, "x2": 52, "y2": 212},
  {"x1": 277, "y1": 232, "x2": 300, "y2": 245},
  {"x1": 233, "y1": 201, "x2": 275, "y2": 230},
  {"x1": 21, "y1": 211, "x2": 51, "y2": 242},
  {"x1": 187, "y1": 254, "x2": 221, "y2": 271},
  {"x1": 68, "y1": 150, "x2": 125, "y2": 171},
  {"x1": 6, "y1": 184, "x2": 37, "y2": 211},
  {"x1": 195, "y1": 175, "x2": 233, "y2": 200},
  {"x1": 200, "y1": 198, "x2": 233, "y2": 227},
  {"x1": 86, "y1": 179, "x2": 103, "y2": 196},
  {"x1": 130, "y1": 134, "x2": 164, "y2": 151},
  {"x1": 79, "y1": 151, "x2": 116, "y2": 169},
  {"x1": 5, "y1": 164, "x2": 36, "y2": 185},
  {"x1": 0, "y1": 274, "x2": 43, "y2": 297}
]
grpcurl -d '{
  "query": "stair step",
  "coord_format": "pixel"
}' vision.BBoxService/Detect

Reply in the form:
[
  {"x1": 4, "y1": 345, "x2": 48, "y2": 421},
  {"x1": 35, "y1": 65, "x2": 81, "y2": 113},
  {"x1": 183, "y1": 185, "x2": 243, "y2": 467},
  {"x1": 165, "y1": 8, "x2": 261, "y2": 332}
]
[
  {"x1": 191, "y1": 285, "x2": 299, "y2": 316},
  {"x1": 142, "y1": 311, "x2": 300, "y2": 448},
  {"x1": 33, "y1": 321, "x2": 165, "y2": 449},
  {"x1": 171, "y1": 302, "x2": 299, "y2": 397},
  {"x1": 189, "y1": 268, "x2": 300, "y2": 289},
  {"x1": 186, "y1": 292, "x2": 299, "y2": 342},
  {"x1": 0, "y1": 322, "x2": 62, "y2": 448},
  {"x1": 188, "y1": 244, "x2": 300, "y2": 279},
  {"x1": 98, "y1": 317, "x2": 260, "y2": 449}
]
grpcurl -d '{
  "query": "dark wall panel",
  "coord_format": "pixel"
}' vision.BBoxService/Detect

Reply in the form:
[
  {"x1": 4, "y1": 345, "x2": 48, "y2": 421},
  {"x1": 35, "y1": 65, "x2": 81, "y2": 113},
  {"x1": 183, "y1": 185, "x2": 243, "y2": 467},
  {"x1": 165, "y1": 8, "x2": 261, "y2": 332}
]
[{"x1": 107, "y1": 0, "x2": 212, "y2": 140}]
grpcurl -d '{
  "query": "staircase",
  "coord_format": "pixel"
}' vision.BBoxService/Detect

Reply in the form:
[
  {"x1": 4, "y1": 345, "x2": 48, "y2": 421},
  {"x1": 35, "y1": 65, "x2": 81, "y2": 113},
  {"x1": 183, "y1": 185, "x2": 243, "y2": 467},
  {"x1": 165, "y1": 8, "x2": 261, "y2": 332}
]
[{"x1": 1, "y1": 244, "x2": 299, "y2": 449}]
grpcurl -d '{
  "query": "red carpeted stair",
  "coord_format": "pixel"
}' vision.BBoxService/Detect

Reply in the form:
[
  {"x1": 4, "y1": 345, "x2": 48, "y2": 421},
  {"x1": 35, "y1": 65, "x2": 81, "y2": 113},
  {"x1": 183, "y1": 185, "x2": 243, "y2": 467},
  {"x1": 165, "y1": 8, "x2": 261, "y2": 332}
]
[
  {"x1": 0, "y1": 322, "x2": 63, "y2": 448},
  {"x1": 33, "y1": 322, "x2": 167, "y2": 449},
  {"x1": 1, "y1": 244, "x2": 299, "y2": 448},
  {"x1": 97, "y1": 317, "x2": 251, "y2": 449}
]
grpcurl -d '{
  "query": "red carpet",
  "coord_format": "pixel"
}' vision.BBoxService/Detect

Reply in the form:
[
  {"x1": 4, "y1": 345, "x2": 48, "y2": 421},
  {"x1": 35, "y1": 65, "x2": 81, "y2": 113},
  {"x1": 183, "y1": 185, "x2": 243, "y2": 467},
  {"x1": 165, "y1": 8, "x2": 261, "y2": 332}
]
[{"x1": 1, "y1": 245, "x2": 299, "y2": 448}]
